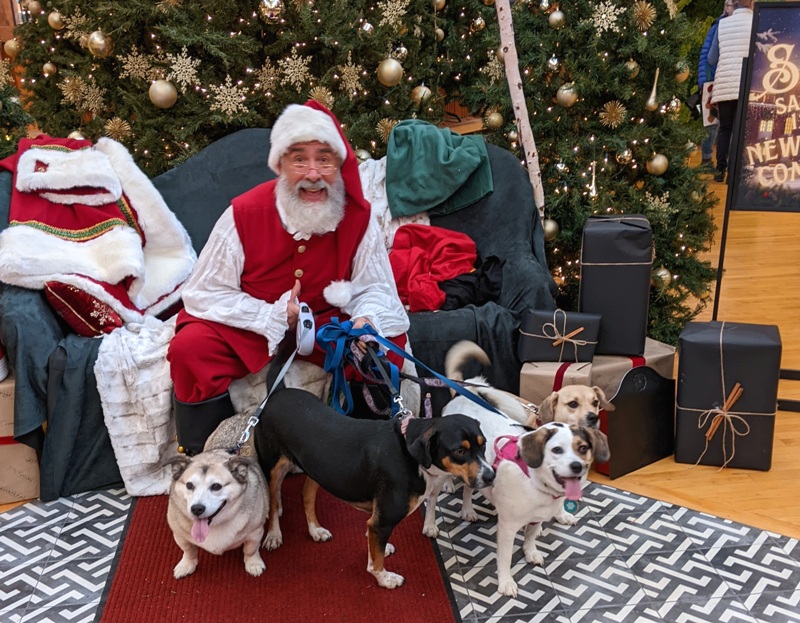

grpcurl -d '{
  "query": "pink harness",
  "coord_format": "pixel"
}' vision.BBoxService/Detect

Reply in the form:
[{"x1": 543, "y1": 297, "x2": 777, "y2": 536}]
[{"x1": 493, "y1": 435, "x2": 530, "y2": 477}]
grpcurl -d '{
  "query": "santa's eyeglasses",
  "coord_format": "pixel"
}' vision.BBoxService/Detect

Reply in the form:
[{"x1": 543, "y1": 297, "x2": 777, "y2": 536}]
[{"x1": 287, "y1": 158, "x2": 338, "y2": 175}]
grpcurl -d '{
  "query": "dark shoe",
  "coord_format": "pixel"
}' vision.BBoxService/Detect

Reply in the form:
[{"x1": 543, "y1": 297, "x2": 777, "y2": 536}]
[
  {"x1": 713, "y1": 170, "x2": 726, "y2": 183},
  {"x1": 699, "y1": 159, "x2": 715, "y2": 173},
  {"x1": 173, "y1": 391, "x2": 234, "y2": 455}
]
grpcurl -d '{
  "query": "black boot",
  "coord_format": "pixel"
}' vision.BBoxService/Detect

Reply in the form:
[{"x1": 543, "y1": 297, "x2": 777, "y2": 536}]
[{"x1": 173, "y1": 392, "x2": 234, "y2": 456}]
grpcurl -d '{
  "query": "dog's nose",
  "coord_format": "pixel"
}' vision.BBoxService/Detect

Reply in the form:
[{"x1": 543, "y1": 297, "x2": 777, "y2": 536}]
[
  {"x1": 569, "y1": 461, "x2": 583, "y2": 475},
  {"x1": 483, "y1": 467, "x2": 496, "y2": 485},
  {"x1": 191, "y1": 504, "x2": 205, "y2": 517},
  {"x1": 586, "y1": 412, "x2": 599, "y2": 427}
]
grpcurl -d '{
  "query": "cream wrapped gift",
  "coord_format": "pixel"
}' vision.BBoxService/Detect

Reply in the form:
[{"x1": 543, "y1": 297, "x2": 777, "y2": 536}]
[{"x1": 0, "y1": 375, "x2": 41, "y2": 504}]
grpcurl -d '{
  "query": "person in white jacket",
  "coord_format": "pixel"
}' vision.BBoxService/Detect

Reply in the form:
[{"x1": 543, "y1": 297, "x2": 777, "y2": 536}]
[{"x1": 708, "y1": 0, "x2": 755, "y2": 183}]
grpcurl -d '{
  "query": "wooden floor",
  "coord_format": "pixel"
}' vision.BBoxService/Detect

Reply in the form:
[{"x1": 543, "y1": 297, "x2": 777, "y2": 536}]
[
  {"x1": 591, "y1": 151, "x2": 800, "y2": 539},
  {"x1": 3, "y1": 152, "x2": 799, "y2": 539}
]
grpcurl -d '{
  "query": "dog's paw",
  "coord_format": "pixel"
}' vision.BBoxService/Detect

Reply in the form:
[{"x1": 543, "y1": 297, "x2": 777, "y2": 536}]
[
  {"x1": 245, "y1": 554, "x2": 266, "y2": 577},
  {"x1": 556, "y1": 511, "x2": 577, "y2": 526},
  {"x1": 442, "y1": 479, "x2": 456, "y2": 494},
  {"x1": 385, "y1": 543, "x2": 396, "y2": 557},
  {"x1": 173, "y1": 558, "x2": 197, "y2": 579},
  {"x1": 374, "y1": 570, "x2": 405, "y2": 589},
  {"x1": 263, "y1": 531, "x2": 283, "y2": 550},
  {"x1": 309, "y1": 526, "x2": 332, "y2": 542},
  {"x1": 523, "y1": 548, "x2": 545, "y2": 566},
  {"x1": 497, "y1": 577, "x2": 518, "y2": 597},
  {"x1": 461, "y1": 508, "x2": 479, "y2": 522},
  {"x1": 422, "y1": 523, "x2": 439, "y2": 538}
]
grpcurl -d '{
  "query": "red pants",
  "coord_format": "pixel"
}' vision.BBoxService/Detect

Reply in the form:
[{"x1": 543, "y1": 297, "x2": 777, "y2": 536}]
[{"x1": 168, "y1": 314, "x2": 408, "y2": 403}]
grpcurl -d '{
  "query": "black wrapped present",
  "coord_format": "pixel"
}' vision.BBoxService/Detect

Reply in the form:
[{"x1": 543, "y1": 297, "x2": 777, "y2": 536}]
[
  {"x1": 579, "y1": 215, "x2": 652, "y2": 356},
  {"x1": 674, "y1": 321, "x2": 781, "y2": 471},
  {"x1": 518, "y1": 308, "x2": 601, "y2": 363}
]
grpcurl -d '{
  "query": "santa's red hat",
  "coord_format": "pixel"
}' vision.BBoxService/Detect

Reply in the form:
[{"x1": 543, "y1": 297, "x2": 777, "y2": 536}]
[{"x1": 268, "y1": 100, "x2": 370, "y2": 213}]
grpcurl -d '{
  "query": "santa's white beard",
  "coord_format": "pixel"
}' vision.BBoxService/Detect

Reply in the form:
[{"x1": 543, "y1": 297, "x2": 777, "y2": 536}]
[{"x1": 276, "y1": 174, "x2": 346, "y2": 236}]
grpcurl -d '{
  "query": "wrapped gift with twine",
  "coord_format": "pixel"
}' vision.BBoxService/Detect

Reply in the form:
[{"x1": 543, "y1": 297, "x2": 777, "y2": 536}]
[
  {"x1": 517, "y1": 308, "x2": 601, "y2": 363},
  {"x1": 674, "y1": 321, "x2": 781, "y2": 471}
]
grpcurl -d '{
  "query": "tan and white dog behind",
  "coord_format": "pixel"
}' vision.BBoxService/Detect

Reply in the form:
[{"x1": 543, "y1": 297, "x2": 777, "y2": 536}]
[
  {"x1": 422, "y1": 340, "x2": 611, "y2": 596},
  {"x1": 166, "y1": 449, "x2": 268, "y2": 579}
]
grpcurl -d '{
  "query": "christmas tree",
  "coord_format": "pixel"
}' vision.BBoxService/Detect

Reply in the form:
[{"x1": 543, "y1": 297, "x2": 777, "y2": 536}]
[
  {"x1": 9, "y1": 0, "x2": 445, "y2": 176},
  {"x1": 435, "y1": 0, "x2": 717, "y2": 345},
  {"x1": 0, "y1": 57, "x2": 33, "y2": 159}
]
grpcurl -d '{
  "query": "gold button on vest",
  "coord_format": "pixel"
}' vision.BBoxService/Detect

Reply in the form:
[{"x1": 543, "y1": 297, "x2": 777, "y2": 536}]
[
  {"x1": 297, "y1": 245, "x2": 307, "y2": 253},
  {"x1": 294, "y1": 268, "x2": 304, "y2": 278}
]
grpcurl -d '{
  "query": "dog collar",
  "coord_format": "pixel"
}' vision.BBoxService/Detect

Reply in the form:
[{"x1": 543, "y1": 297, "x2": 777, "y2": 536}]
[
  {"x1": 206, "y1": 500, "x2": 227, "y2": 526},
  {"x1": 493, "y1": 435, "x2": 529, "y2": 477}
]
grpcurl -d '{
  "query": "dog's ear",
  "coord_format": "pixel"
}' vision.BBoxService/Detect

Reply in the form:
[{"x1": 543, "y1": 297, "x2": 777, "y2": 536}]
[
  {"x1": 404, "y1": 420, "x2": 435, "y2": 468},
  {"x1": 518, "y1": 427, "x2": 554, "y2": 468},
  {"x1": 592, "y1": 386, "x2": 615, "y2": 412},
  {"x1": 226, "y1": 455, "x2": 254, "y2": 484},
  {"x1": 164, "y1": 455, "x2": 191, "y2": 481},
  {"x1": 537, "y1": 392, "x2": 559, "y2": 424},
  {"x1": 585, "y1": 427, "x2": 611, "y2": 464}
]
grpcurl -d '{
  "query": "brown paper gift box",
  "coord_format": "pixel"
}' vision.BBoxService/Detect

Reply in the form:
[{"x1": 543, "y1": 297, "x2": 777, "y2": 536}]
[
  {"x1": 519, "y1": 361, "x2": 592, "y2": 406},
  {"x1": 0, "y1": 375, "x2": 40, "y2": 504}
]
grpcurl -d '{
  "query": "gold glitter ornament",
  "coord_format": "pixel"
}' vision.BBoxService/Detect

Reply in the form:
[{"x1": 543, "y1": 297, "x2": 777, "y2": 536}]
[
  {"x1": 3, "y1": 38, "x2": 20, "y2": 59},
  {"x1": 377, "y1": 58, "x2": 403, "y2": 87},
  {"x1": 376, "y1": 118, "x2": 399, "y2": 143},
  {"x1": 599, "y1": 100, "x2": 627, "y2": 128},
  {"x1": 104, "y1": 117, "x2": 132, "y2": 141},
  {"x1": 615, "y1": 149, "x2": 632, "y2": 164},
  {"x1": 87, "y1": 31, "x2": 114, "y2": 58},
  {"x1": 149, "y1": 79, "x2": 178, "y2": 108},
  {"x1": 259, "y1": 0, "x2": 285, "y2": 23},
  {"x1": 632, "y1": 1, "x2": 656, "y2": 32},
  {"x1": 42, "y1": 62, "x2": 57, "y2": 77},
  {"x1": 471, "y1": 17, "x2": 486, "y2": 32},
  {"x1": 484, "y1": 111, "x2": 504, "y2": 129},
  {"x1": 625, "y1": 59, "x2": 640, "y2": 79},
  {"x1": 47, "y1": 11, "x2": 65, "y2": 30},
  {"x1": 309, "y1": 86, "x2": 334, "y2": 109},
  {"x1": 27, "y1": 0, "x2": 42, "y2": 14}
]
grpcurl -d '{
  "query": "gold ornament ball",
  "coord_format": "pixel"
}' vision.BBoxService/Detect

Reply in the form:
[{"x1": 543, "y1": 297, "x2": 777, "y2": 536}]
[
  {"x1": 483, "y1": 0, "x2": 496, "y2": 4},
  {"x1": 355, "y1": 149, "x2": 372, "y2": 163},
  {"x1": 674, "y1": 62, "x2": 690, "y2": 83},
  {"x1": 433, "y1": 0, "x2": 446, "y2": 10},
  {"x1": 556, "y1": 83, "x2": 578, "y2": 108},
  {"x1": 410, "y1": 85, "x2": 432, "y2": 106},
  {"x1": 3, "y1": 38, "x2": 20, "y2": 59},
  {"x1": 47, "y1": 11, "x2": 65, "y2": 30},
  {"x1": 149, "y1": 79, "x2": 178, "y2": 109},
  {"x1": 67, "y1": 131, "x2": 87, "y2": 140},
  {"x1": 471, "y1": 16, "x2": 486, "y2": 32},
  {"x1": 361, "y1": 22, "x2": 374, "y2": 35},
  {"x1": 377, "y1": 58, "x2": 404, "y2": 87},
  {"x1": 496, "y1": 48, "x2": 505, "y2": 63},
  {"x1": 42, "y1": 62, "x2": 57, "y2": 77},
  {"x1": 654, "y1": 267, "x2": 672, "y2": 287},
  {"x1": 668, "y1": 97, "x2": 682, "y2": 114},
  {"x1": 485, "y1": 112, "x2": 504, "y2": 129},
  {"x1": 548, "y1": 10, "x2": 565, "y2": 29},
  {"x1": 646, "y1": 153, "x2": 669, "y2": 176},
  {"x1": 87, "y1": 31, "x2": 114, "y2": 58},
  {"x1": 394, "y1": 45, "x2": 408, "y2": 62},
  {"x1": 615, "y1": 148, "x2": 632, "y2": 164},
  {"x1": 27, "y1": 0, "x2": 42, "y2": 14},
  {"x1": 435, "y1": 27, "x2": 445, "y2": 42},
  {"x1": 543, "y1": 218, "x2": 560, "y2": 241},
  {"x1": 259, "y1": 0, "x2": 285, "y2": 23},
  {"x1": 625, "y1": 59, "x2": 640, "y2": 80},
  {"x1": 507, "y1": 129, "x2": 519, "y2": 143}
]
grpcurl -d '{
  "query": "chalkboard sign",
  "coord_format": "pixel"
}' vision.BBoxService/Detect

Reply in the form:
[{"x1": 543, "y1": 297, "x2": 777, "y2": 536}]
[{"x1": 729, "y1": 1, "x2": 800, "y2": 213}]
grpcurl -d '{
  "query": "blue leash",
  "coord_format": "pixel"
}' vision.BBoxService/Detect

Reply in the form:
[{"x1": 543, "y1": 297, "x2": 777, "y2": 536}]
[{"x1": 316, "y1": 319, "x2": 506, "y2": 418}]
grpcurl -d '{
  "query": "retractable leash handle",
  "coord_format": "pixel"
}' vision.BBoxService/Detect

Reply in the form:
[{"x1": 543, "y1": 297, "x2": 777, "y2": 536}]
[{"x1": 296, "y1": 303, "x2": 315, "y2": 356}]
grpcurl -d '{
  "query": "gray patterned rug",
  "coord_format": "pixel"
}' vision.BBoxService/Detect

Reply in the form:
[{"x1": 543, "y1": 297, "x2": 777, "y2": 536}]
[{"x1": 1, "y1": 483, "x2": 799, "y2": 623}]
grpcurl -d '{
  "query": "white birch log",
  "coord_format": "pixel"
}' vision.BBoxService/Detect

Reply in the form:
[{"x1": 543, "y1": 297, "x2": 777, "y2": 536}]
[{"x1": 494, "y1": 0, "x2": 546, "y2": 219}]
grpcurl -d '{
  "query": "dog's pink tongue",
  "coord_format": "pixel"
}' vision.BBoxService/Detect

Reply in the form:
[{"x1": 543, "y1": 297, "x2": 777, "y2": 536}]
[
  {"x1": 563, "y1": 478, "x2": 582, "y2": 501},
  {"x1": 192, "y1": 518, "x2": 210, "y2": 543}
]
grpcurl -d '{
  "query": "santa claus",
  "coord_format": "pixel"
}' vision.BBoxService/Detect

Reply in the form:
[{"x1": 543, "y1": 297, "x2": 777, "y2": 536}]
[{"x1": 167, "y1": 100, "x2": 411, "y2": 454}]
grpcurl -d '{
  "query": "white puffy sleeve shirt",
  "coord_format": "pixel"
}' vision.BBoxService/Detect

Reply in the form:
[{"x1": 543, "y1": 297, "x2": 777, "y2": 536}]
[{"x1": 180, "y1": 206, "x2": 410, "y2": 355}]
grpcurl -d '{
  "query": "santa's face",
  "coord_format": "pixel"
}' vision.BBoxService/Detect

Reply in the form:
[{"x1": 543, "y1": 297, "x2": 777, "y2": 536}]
[{"x1": 276, "y1": 141, "x2": 346, "y2": 236}]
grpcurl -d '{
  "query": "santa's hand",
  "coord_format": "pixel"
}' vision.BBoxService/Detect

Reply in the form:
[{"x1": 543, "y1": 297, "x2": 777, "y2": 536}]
[
  {"x1": 351, "y1": 317, "x2": 372, "y2": 352},
  {"x1": 286, "y1": 280, "x2": 302, "y2": 330}
]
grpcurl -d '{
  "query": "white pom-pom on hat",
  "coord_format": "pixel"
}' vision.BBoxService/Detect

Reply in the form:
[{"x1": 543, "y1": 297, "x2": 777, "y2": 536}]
[
  {"x1": 268, "y1": 103, "x2": 348, "y2": 174},
  {"x1": 323, "y1": 280, "x2": 354, "y2": 309}
]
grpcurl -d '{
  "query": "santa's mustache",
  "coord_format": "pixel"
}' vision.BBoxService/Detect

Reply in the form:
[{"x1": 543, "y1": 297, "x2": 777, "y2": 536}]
[{"x1": 295, "y1": 179, "x2": 330, "y2": 192}]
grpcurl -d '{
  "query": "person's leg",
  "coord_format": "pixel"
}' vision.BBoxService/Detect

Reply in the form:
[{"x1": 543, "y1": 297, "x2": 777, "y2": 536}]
[
  {"x1": 168, "y1": 319, "x2": 253, "y2": 454},
  {"x1": 715, "y1": 100, "x2": 738, "y2": 181},
  {"x1": 701, "y1": 125, "x2": 719, "y2": 167}
]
